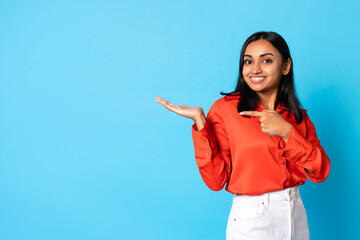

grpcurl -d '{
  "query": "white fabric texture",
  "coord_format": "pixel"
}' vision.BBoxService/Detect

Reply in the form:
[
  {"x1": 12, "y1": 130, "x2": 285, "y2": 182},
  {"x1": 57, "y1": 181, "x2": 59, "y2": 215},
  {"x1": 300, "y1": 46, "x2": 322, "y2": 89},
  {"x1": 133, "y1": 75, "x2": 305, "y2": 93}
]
[{"x1": 226, "y1": 186, "x2": 309, "y2": 240}]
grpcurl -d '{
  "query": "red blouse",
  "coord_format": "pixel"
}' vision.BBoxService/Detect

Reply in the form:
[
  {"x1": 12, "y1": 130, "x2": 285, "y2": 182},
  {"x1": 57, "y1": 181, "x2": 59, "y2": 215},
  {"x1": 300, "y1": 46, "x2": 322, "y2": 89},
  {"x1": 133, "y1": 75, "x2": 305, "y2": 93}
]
[{"x1": 191, "y1": 94, "x2": 330, "y2": 196}]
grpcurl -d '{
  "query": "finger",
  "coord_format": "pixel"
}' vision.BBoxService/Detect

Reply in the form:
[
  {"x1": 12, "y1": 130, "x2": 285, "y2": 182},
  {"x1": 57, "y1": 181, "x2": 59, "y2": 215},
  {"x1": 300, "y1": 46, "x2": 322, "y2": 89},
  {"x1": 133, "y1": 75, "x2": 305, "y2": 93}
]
[
  {"x1": 156, "y1": 96, "x2": 169, "y2": 104},
  {"x1": 167, "y1": 102, "x2": 175, "y2": 107},
  {"x1": 155, "y1": 96, "x2": 166, "y2": 103},
  {"x1": 156, "y1": 97, "x2": 174, "y2": 107},
  {"x1": 156, "y1": 97, "x2": 177, "y2": 110},
  {"x1": 181, "y1": 104, "x2": 189, "y2": 108},
  {"x1": 160, "y1": 103, "x2": 178, "y2": 113},
  {"x1": 240, "y1": 111, "x2": 263, "y2": 117},
  {"x1": 161, "y1": 101, "x2": 176, "y2": 110}
]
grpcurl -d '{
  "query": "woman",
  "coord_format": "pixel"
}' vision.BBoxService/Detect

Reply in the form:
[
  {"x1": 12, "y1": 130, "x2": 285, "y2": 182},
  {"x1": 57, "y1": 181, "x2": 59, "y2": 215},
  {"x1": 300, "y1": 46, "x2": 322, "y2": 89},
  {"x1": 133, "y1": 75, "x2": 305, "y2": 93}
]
[{"x1": 156, "y1": 31, "x2": 330, "y2": 240}]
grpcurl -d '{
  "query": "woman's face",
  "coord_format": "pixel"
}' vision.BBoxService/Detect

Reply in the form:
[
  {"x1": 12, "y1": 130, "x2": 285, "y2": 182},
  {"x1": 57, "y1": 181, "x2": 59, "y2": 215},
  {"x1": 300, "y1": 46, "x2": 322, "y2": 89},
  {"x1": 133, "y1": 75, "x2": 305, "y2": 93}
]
[{"x1": 242, "y1": 39, "x2": 291, "y2": 96}]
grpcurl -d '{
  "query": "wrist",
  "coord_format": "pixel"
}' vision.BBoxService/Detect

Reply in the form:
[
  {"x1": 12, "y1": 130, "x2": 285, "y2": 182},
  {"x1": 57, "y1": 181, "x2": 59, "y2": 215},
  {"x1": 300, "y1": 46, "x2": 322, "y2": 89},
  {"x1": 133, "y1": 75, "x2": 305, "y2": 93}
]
[
  {"x1": 281, "y1": 123, "x2": 292, "y2": 142},
  {"x1": 193, "y1": 111, "x2": 205, "y2": 123}
]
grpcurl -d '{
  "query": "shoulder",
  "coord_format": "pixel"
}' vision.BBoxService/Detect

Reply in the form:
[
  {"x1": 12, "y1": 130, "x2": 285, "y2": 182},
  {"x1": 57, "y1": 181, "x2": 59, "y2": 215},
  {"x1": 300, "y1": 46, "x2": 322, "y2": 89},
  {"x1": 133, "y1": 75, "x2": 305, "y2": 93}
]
[
  {"x1": 224, "y1": 91, "x2": 241, "y2": 101},
  {"x1": 213, "y1": 92, "x2": 241, "y2": 106},
  {"x1": 207, "y1": 92, "x2": 240, "y2": 116},
  {"x1": 293, "y1": 108, "x2": 310, "y2": 125},
  {"x1": 301, "y1": 108, "x2": 309, "y2": 120}
]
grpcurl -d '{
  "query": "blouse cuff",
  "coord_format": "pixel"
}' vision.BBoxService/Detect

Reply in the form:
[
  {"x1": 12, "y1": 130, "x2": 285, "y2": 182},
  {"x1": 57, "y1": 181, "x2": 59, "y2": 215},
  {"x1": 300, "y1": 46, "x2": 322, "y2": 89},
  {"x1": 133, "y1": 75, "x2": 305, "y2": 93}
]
[
  {"x1": 279, "y1": 126, "x2": 315, "y2": 165},
  {"x1": 191, "y1": 121, "x2": 215, "y2": 160}
]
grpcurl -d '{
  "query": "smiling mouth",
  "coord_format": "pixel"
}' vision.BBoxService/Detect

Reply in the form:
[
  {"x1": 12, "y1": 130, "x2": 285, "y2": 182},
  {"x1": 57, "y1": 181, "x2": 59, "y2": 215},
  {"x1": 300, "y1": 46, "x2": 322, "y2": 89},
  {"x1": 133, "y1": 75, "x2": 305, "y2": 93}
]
[{"x1": 250, "y1": 77, "x2": 265, "y2": 83}]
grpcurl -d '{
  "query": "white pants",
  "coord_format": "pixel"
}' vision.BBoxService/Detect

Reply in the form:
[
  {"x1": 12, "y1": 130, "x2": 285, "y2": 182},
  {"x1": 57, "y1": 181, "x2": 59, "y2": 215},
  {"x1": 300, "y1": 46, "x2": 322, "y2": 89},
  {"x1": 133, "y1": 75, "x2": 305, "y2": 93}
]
[{"x1": 226, "y1": 186, "x2": 309, "y2": 240}]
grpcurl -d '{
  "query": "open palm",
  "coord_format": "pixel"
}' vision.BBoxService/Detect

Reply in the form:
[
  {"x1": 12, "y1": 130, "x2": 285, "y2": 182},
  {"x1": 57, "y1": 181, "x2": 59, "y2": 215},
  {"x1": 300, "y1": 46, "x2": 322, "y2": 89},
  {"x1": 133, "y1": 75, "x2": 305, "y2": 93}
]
[{"x1": 155, "y1": 96, "x2": 204, "y2": 121}]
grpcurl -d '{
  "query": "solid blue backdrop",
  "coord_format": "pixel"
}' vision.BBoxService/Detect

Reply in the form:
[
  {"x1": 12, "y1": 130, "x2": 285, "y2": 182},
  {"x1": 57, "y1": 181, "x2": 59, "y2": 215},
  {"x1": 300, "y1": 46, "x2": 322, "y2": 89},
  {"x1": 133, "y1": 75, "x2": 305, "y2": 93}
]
[{"x1": 0, "y1": 0, "x2": 359, "y2": 239}]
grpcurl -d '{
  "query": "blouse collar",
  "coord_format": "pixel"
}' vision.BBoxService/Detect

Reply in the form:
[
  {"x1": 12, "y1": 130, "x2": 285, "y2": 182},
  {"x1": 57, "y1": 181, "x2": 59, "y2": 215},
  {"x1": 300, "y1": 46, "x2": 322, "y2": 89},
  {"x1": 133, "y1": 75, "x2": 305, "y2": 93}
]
[
  {"x1": 223, "y1": 92, "x2": 288, "y2": 114},
  {"x1": 256, "y1": 102, "x2": 288, "y2": 114}
]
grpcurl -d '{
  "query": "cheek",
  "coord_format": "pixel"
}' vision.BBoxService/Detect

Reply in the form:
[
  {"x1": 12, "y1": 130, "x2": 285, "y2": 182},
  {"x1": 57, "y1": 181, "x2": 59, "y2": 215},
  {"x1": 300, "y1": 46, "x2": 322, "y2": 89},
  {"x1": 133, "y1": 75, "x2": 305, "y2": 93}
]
[
  {"x1": 264, "y1": 65, "x2": 282, "y2": 78},
  {"x1": 242, "y1": 66, "x2": 251, "y2": 76}
]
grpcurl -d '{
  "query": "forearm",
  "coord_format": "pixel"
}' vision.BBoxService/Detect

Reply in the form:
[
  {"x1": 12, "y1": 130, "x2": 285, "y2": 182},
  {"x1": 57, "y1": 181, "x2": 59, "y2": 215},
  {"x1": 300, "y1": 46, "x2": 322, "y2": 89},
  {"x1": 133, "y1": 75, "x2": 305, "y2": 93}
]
[
  {"x1": 193, "y1": 112, "x2": 206, "y2": 131},
  {"x1": 280, "y1": 122, "x2": 293, "y2": 144},
  {"x1": 280, "y1": 125, "x2": 330, "y2": 182},
  {"x1": 192, "y1": 122, "x2": 230, "y2": 191}
]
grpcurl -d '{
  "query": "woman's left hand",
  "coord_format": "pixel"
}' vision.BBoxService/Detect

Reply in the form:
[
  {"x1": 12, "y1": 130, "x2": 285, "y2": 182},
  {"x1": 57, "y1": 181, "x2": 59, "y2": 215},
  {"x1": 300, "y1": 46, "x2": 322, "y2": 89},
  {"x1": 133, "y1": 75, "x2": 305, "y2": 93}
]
[{"x1": 240, "y1": 110, "x2": 293, "y2": 142}]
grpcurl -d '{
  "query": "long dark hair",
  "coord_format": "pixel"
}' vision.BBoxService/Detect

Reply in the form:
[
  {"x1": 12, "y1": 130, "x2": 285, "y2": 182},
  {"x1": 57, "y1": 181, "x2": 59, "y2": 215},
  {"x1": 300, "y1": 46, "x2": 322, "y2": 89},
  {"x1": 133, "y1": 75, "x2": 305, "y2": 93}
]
[{"x1": 221, "y1": 31, "x2": 304, "y2": 124}]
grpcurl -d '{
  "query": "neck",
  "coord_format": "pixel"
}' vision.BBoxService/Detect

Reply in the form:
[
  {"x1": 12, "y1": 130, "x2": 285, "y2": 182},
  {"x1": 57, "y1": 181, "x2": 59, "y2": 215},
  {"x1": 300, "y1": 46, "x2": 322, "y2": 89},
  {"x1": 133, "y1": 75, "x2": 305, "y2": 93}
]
[{"x1": 257, "y1": 91, "x2": 277, "y2": 110}]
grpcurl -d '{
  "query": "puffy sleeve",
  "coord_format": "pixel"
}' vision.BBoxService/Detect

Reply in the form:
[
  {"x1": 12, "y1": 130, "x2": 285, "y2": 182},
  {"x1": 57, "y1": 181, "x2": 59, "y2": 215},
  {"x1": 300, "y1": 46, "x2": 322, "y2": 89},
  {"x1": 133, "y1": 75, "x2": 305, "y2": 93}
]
[
  {"x1": 191, "y1": 101, "x2": 231, "y2": 191},
  {"x1": 280, "y1": 110, "x2": 330, "y2": 183}
]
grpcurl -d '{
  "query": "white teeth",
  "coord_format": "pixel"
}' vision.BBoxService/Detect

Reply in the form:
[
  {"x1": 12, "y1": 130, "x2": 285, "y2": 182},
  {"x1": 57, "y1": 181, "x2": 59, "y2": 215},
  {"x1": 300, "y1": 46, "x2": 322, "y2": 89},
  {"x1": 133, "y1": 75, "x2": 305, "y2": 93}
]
[{"x1": 251, "y1": 77, "x2": 264, "y2": 80}]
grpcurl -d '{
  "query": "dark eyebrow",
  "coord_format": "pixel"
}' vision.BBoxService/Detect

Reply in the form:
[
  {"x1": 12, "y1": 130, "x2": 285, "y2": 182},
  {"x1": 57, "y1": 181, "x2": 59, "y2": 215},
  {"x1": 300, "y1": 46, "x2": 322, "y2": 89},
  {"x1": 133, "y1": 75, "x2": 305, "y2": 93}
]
[{"x1": 244, "y1": 53, "x2": 275, "y2": 58}]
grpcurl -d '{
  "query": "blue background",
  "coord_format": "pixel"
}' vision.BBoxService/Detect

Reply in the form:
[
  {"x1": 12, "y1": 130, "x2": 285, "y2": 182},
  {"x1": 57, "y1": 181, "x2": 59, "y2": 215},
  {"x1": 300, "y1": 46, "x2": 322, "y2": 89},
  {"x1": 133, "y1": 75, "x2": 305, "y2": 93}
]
[{"x1": 1, "y1": 0, "x2": 359, "y2": 239}]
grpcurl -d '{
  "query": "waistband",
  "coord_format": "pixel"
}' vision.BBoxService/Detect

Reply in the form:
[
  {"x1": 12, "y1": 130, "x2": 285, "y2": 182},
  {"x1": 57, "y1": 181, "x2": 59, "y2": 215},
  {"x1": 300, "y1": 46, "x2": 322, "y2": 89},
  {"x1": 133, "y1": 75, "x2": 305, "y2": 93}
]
[{"x1": 233, "y1": 186, "x2": 300, "y2": 205}]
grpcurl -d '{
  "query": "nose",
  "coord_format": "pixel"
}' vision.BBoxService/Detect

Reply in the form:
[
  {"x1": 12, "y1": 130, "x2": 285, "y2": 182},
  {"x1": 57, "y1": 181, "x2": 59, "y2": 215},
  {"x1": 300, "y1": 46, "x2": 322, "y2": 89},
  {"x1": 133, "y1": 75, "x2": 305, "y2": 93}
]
[{"x1": 251, "y1": 61, "x2": 262, "y2": 74}]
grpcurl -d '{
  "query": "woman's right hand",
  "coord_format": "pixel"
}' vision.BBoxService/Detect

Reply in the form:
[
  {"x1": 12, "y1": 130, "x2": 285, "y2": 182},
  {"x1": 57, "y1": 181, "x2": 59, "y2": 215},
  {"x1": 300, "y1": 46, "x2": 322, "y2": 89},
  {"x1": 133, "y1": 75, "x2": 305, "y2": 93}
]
[{"x1": 155, "y1": 96, "x2": 206, "y2": 128}]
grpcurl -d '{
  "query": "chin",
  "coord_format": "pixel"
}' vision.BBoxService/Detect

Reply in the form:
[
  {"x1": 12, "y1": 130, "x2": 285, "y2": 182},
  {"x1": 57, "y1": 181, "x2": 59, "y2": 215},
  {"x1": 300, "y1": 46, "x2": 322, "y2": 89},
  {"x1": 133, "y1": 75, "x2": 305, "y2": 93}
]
[{"x1": 249, "y1": 86, "x2": 265, "y2": 92}]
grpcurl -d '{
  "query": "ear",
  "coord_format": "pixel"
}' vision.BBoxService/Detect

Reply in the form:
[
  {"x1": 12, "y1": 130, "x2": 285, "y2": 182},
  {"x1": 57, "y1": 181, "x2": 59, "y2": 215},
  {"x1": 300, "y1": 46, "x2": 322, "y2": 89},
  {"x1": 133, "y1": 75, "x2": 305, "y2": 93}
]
[{"x1": 282, "y1": 58, "x2": 292, "y2": 75}]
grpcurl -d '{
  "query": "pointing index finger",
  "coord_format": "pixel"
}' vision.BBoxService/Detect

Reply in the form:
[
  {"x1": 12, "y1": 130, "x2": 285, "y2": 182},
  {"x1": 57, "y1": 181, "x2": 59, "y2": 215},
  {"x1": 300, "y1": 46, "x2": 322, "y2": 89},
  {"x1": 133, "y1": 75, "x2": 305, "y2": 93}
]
[{"x1": 240, "y1": 111, "x2": 262, "y2": 117}]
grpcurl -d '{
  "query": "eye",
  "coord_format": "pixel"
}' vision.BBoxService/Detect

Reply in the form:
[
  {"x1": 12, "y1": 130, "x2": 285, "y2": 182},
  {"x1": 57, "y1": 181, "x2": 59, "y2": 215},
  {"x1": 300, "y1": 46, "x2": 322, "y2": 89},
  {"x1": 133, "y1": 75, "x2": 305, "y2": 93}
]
[
  {"x1": 244, "y1": 60, "x2": 252, "y2": 64},
  {"x1": 263, "y1": 59, "x2": 272, "y2": 64}
]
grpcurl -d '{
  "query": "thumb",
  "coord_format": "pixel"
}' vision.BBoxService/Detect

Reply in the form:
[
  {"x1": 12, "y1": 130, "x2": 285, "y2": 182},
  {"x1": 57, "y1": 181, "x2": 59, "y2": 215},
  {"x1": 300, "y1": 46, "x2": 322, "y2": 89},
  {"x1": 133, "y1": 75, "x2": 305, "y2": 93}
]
[{"x1": 181, "y1": 104, "x2": 189, "y2": 107}]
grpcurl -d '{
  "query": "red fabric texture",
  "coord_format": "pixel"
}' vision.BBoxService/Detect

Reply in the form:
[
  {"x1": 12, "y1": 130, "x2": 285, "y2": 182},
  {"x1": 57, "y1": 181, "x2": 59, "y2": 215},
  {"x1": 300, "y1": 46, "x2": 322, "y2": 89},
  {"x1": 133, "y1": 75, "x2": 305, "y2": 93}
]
[{"x1": 191, "y1": 93, "x2": 330, "y2": 195}]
